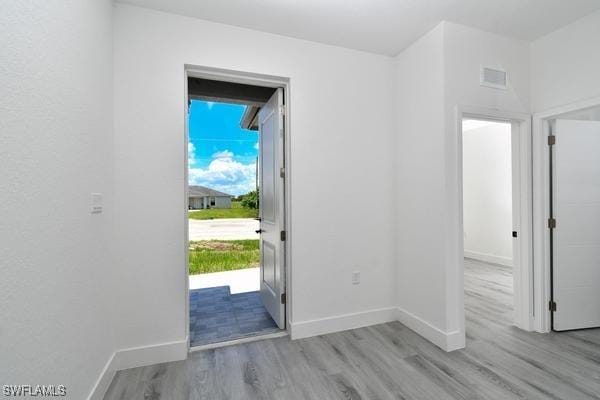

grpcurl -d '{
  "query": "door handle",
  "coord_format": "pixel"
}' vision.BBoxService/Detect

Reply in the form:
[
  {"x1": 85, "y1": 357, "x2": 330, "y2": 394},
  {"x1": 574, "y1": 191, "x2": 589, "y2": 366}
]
[{"x1": 255, "y1": 229, "x2": 263, "y2": 234}]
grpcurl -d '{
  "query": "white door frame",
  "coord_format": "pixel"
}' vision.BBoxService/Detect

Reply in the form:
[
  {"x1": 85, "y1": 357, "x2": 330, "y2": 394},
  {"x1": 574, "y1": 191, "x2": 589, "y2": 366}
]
[
  {"x1": 183, "y1": 65, "x2": 292, "y2": 350},
  {"x1": 456, "y1": 105, "x2": 534, "y2": 335},
  {"x1": 532, "y1": 95, "x2": 600, "y2": 333}
]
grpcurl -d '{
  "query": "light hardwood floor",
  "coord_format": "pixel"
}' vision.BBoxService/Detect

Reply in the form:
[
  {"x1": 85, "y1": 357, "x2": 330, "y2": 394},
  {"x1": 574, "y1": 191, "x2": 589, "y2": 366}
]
[{"x1": 104, "y1": 259, "x2": 600, "y2": 399}]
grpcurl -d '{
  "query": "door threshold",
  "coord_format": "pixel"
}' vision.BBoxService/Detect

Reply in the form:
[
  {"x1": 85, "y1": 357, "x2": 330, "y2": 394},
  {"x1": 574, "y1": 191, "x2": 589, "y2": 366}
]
[{"x1": 189, "y1": 330, "x2": 288, "y2": 352}]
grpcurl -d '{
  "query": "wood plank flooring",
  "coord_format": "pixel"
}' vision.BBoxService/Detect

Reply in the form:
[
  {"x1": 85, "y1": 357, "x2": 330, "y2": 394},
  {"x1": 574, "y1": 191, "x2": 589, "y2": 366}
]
[{"x1": 104, "y1": 258, "x2": 600, "y2": 399}]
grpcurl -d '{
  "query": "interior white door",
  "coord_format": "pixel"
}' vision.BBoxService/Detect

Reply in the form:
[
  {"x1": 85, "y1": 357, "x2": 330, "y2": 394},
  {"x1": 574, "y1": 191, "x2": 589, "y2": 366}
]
[
  {"x1": 552, "y1": 119, "x2": 600, "y2": 331},
  {"x1": 258, "y1": 88, "x2": 285, "y2": 329}
]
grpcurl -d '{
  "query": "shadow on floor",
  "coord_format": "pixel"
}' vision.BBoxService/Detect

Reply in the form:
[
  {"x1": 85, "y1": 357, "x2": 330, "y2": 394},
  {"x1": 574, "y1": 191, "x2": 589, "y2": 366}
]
[{"x1": 190, "y1": 286, "x2": 279, "y2": 347}]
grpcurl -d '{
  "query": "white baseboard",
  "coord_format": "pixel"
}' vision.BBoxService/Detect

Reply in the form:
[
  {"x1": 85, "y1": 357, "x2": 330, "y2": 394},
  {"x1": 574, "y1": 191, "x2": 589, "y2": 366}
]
[
  {"x1": 111, "y1": 338, "x2": 188, "y2": 371},
  {"x1": 87, "y1": 337, "x2": 188, "y2": 400},
  {"x1": 87, "y1": 353, "x2": 116, "y2": 400},
  {"x1": 464, "y1": 250, "x2": 512, "y2": 267},
  {"x1": 289, "y1": 307, "x2": 397, "y2": 340},
  {"x1": 395, "y1": 307, "x2": 464, "y2": 352}
]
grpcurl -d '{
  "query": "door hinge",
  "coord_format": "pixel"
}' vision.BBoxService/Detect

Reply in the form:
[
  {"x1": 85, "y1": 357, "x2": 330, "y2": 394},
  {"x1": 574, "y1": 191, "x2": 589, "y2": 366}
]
[
  {"x1": 279, "y1": 105, "x2": 285, "y2": 116},
  {"x1": 548, "y1": 218, "x2": 556, "y2": 229},
  {"x1": 280, "y1": 167, "x2": 285, "y2": 178},
  {"x1": 549, "y1": 301, "x2": 557, "y2": 312},
  {"x1": 280, "y1": 230, "x2": 286, "y2": 241},
  {"x1": 281, "y1": 293, "x2": 286, "y2": 304},
  {"x1": 548, "y1": 135, "x2": 556, "y2": 146}
]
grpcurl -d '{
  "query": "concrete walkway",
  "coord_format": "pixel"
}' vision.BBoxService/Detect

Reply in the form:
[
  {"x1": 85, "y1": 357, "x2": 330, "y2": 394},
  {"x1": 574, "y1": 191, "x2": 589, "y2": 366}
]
[
  {"x1": 189, "y1": 218, "x2": 259, "y2": 241},
  {"x1": 189, "y1": 267, "x2": 259, "y2": 294}
]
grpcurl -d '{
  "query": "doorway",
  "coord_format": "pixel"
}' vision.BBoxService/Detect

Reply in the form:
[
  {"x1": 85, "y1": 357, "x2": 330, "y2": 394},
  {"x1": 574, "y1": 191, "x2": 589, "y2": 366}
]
[
  {"x1": 184, "y1": 69, "x2": 290, "y2": 348},
  {"x1": 462, "y1": 118, "x2": 515, "y2": 331},
  {"x1": 458, "y1": 107, "x2": 533, "y2": 341}
]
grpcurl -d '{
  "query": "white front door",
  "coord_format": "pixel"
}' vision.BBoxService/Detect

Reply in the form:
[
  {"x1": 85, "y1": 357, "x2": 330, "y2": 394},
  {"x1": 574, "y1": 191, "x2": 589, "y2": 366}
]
[
  {"x1": 552, "y1": 119, "x2": 600, "y2": 331},
  {"x1": 258, "y1": 88, "x2": 285, "y2": 329}
]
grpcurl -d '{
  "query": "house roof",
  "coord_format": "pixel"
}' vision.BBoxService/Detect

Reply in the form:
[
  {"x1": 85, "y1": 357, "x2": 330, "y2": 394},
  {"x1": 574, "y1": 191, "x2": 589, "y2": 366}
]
[
  {"x1": 188, "y1": 185, "x2": 233, "y2": 198},
  {"x1": 240, "y1": 105, "x2": 260, "y2": 131}
]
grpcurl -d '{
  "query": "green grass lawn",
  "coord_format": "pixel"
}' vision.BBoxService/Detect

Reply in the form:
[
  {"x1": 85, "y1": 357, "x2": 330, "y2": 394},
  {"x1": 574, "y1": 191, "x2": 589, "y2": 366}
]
[
  {"x1": 188, "y1": 201, "x2": 258, "y2": 220},
  {"x1": 189, "y1": 239, "x2": 259, "y2": 275}
]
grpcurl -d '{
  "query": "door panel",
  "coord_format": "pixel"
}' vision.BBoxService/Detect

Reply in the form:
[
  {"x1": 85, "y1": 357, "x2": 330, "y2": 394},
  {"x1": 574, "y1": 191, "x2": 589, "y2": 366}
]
[
  {"x1": 262, "y1": 241, "x2": 276, "y2": 293},
  {"x1": 258, "y1": 88, "x2": 285, "y2": 329},
  {"x1": 553, "y1": 119, "x2": 600, "y2": 331}
]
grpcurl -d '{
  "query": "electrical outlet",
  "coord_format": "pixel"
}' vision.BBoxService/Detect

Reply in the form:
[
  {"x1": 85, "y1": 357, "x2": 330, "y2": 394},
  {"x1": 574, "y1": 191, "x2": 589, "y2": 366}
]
[
  {"x1": 352, "y1": 271, "x2": 360, "y2": 285},
  {"x1": 91, "y1": 193, "x2": 103, "y2": 214}
]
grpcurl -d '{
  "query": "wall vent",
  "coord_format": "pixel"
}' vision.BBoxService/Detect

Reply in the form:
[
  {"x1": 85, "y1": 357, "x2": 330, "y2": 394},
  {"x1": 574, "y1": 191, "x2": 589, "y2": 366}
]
[{"x1": 480, "y1": 66, "x2": 507, "y2": 90}]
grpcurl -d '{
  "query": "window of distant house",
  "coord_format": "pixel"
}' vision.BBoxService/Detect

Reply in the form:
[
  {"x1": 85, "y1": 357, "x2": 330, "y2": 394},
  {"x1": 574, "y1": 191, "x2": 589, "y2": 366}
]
[{"x1": 210, "y1": 197, "x2": 216, "y2": 207}]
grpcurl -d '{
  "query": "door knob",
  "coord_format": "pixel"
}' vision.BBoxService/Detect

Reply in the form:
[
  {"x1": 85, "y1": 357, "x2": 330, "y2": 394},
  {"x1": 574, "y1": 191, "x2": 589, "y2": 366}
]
[{"x1": 255, "y1": 229, "x2": 263, "y2": 234}]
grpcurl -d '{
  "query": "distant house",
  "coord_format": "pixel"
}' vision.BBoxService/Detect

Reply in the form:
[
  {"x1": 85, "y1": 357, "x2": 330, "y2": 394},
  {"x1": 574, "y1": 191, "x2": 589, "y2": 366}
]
[{"x1": 188, "y1": 185, "x2": 233, "y2": 209}]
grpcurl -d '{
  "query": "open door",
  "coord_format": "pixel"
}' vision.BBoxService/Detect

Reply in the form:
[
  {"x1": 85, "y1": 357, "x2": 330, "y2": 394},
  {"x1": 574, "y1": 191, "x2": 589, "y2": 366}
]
[
  {"x1": 551, "y1": 119, "x2": 600, "y2": 331},
  {"x1": 258, "y1": 88, "x2": 285, "y2": 329}
]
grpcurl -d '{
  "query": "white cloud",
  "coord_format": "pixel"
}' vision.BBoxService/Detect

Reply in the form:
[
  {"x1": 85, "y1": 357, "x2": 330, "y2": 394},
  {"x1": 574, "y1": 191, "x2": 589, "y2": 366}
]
[
  {"x1": 212, "y1": 150, "x2": 234, "y2": 159},
  {"x1": 188, "y1": 142, "x2": 197, "y2": 166},
  {"x1": 189, "y1": 150, "x2": 256, "y2": 196}
]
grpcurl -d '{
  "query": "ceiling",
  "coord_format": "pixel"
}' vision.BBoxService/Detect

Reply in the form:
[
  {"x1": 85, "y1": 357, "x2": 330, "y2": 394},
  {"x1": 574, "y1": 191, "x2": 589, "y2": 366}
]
[{"x1": 117, "y1": 0, "x2": 600, "y2": 56}]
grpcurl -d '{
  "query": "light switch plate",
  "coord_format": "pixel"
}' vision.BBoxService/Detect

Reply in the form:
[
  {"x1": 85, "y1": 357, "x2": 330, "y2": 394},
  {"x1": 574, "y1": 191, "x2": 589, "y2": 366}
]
[{"x1": 91, "y1": 193, "x2": 103, "y2": 214}]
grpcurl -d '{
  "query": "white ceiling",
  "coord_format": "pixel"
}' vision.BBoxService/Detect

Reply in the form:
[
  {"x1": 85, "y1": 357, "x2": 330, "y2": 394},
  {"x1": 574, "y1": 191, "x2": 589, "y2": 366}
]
[{"x1": 117, "y1": 0, "x2": 600, "y2": 56}]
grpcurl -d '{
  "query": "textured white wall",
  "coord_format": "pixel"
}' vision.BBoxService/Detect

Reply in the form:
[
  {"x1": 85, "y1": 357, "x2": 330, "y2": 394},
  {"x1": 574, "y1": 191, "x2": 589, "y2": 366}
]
[
  {"x1": 463, "y1": 122, "x2": 513, "y2": 266},
  {"x1": 113, "y1": 4, "x2": 396, "y2": 349},
  {"x1": 531, "y1": 10, "x2": 600, "y2": 113},
  {"x1": 0, "y1": 1, "x2": 115, "y2": 399}
]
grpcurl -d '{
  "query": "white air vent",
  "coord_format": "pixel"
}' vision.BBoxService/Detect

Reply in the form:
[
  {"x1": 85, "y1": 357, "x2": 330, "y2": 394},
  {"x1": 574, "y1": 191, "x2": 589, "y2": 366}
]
[{"x1": 480, "y1": 66, "x2": 507, "y2": 90}]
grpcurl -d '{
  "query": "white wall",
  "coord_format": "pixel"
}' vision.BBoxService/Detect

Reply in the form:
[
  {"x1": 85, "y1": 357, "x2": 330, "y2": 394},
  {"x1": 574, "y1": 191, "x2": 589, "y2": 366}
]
[
  {"x1": 463, "y1": 122, "x2": 513, "y2": 266},
  {"x1": 394, "y1": 23, "x2": 448, "y2": 341},
  {"x1": 113, "y1": 3, "x2": 397, "y2": 349},
  {"x1": 0, "y1": 1, "x2": 115, "y2": 399},
  {"x1": 394, "y1": 21, "x2": 529, "y2": 350},
  {"x1": 531, "y1": 10, "x2": 600, "y2": 113}
]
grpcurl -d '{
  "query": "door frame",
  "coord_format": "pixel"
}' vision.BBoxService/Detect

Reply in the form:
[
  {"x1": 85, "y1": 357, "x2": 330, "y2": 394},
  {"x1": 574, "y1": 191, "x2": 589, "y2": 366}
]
[
  {"x1": 532, "y1": 95, "x2": 600, "y2": 333},
  {"x1": 183, "y1": 65, "x2": 292, "y2": 350},
  {"x1": 456, "y1": 105, "x2": 534, "y2": 337}
]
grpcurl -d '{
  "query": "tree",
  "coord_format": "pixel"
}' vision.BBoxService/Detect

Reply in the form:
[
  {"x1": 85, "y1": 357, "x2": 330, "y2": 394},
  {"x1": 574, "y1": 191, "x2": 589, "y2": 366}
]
[{"x1": 240, "y1": 189, "x2": 259, "y2": 209}]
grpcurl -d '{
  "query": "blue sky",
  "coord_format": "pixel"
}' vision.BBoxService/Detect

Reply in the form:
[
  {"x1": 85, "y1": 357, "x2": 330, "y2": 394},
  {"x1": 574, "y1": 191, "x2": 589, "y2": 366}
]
[{"x1": 188, "y1": 100, "x2": 258, "y2": 196}]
